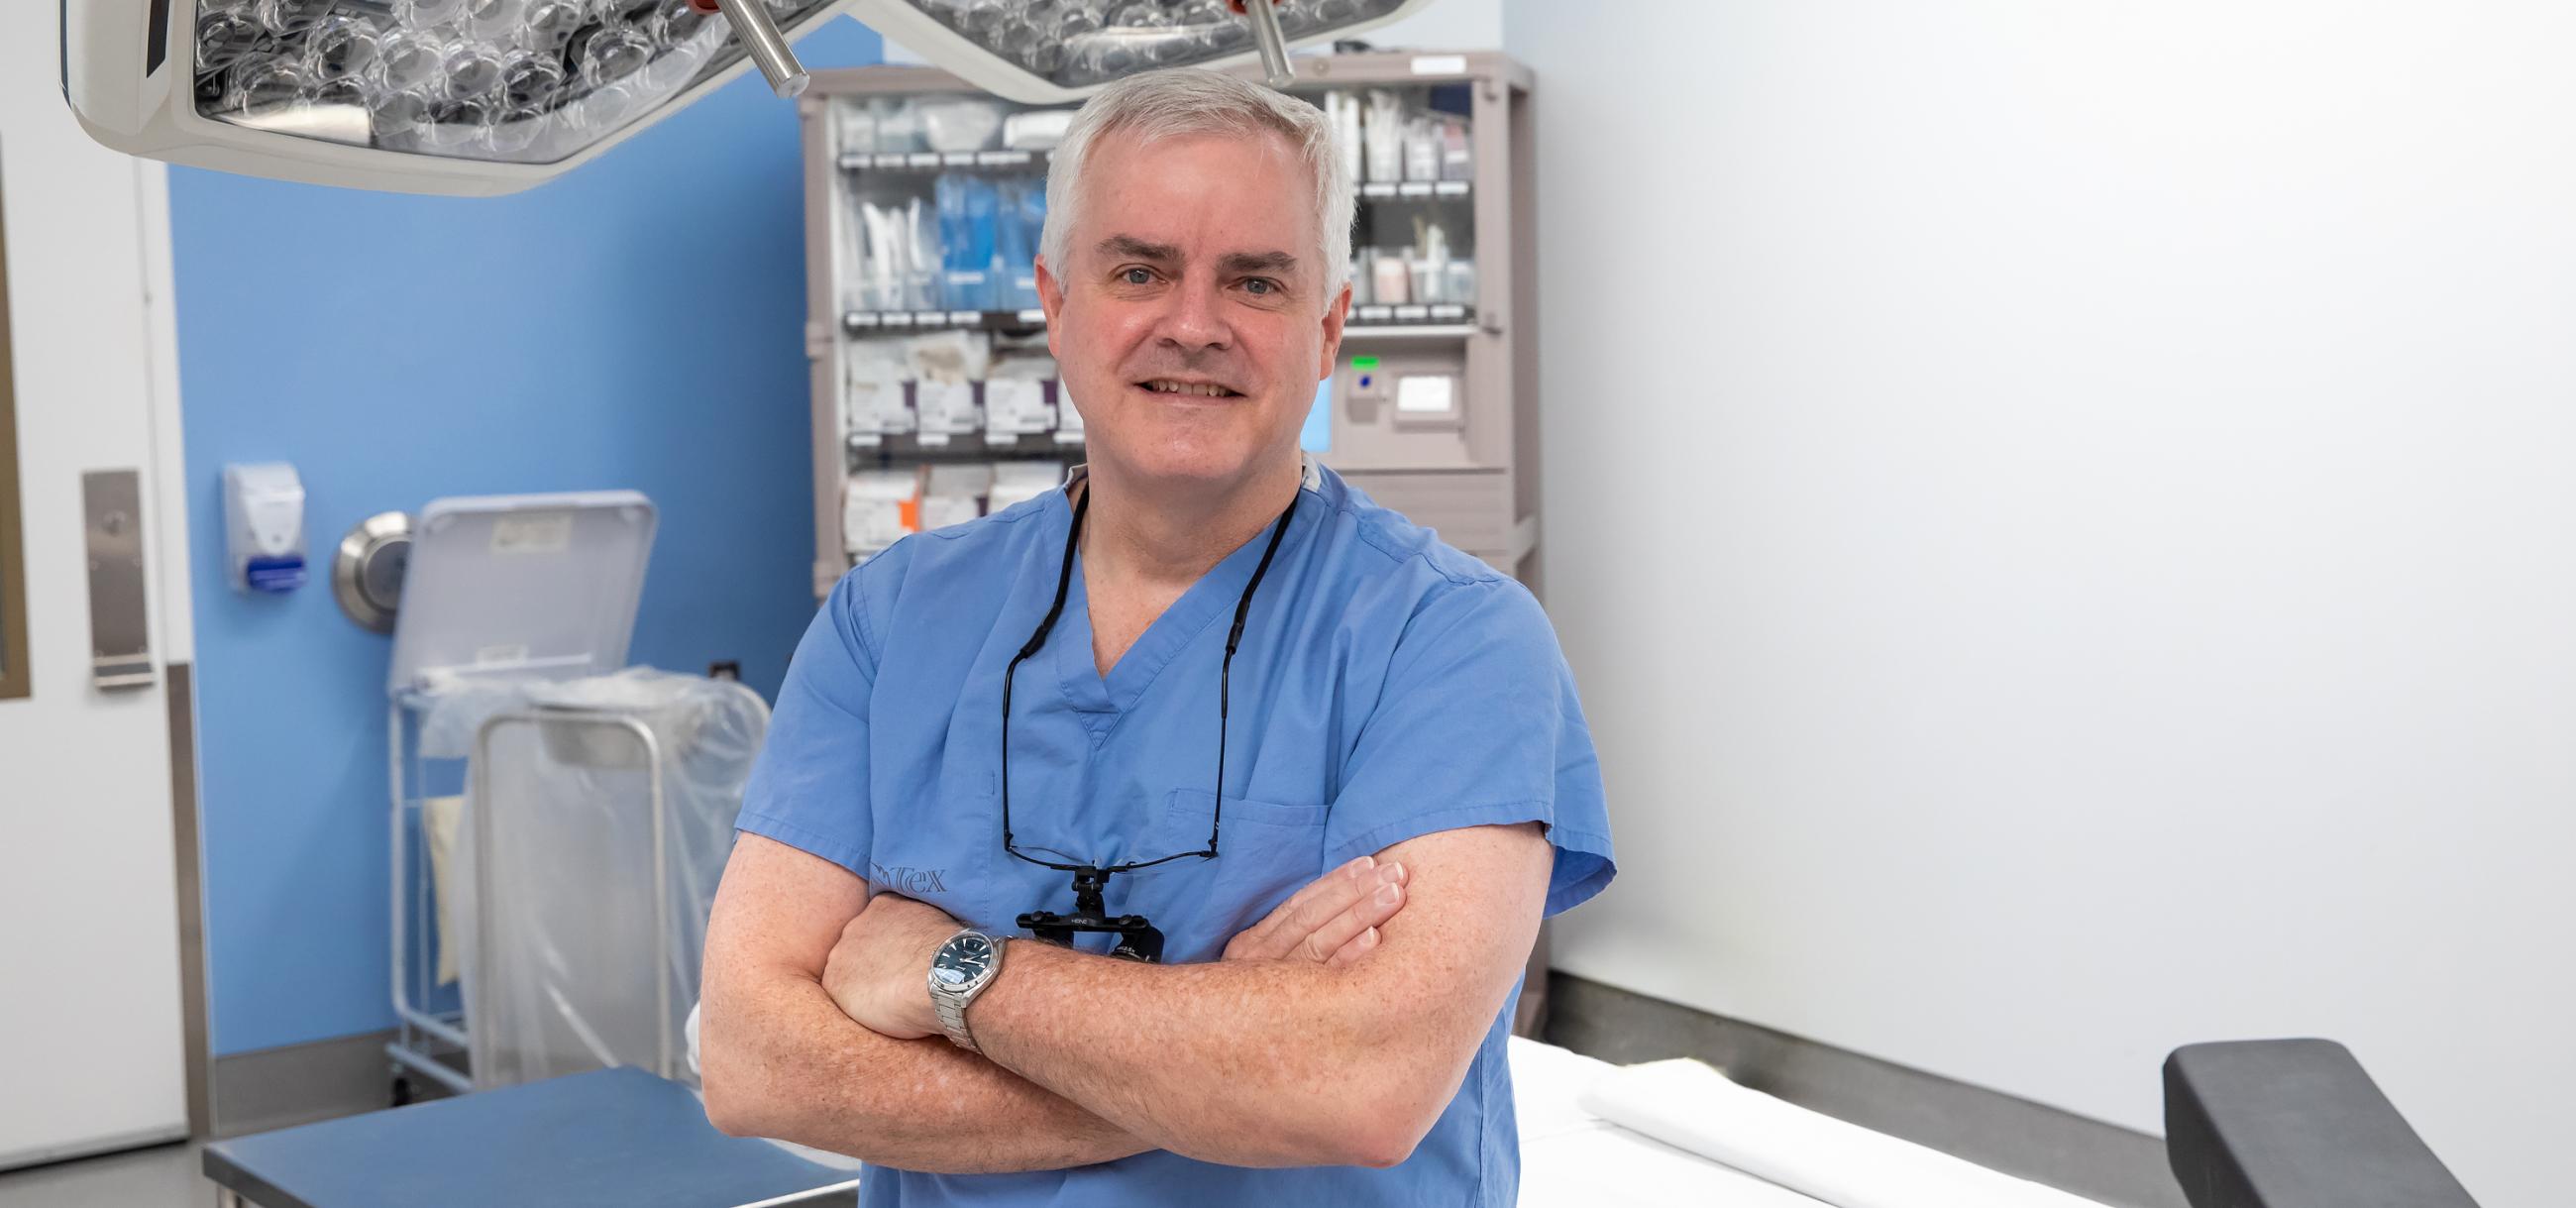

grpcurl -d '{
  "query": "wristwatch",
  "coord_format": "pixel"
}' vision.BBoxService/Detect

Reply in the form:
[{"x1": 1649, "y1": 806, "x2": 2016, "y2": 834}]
[{"x1": 927, "y1": 929, "x2": 1006, "y2": 1052}]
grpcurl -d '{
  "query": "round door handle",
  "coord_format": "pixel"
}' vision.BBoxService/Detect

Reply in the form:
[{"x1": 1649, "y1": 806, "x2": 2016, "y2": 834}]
[{"x1": 333, "y1": 511, "x2": 413, "y2": 634}]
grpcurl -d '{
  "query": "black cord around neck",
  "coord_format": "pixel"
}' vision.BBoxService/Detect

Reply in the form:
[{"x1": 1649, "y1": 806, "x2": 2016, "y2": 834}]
[{"x1": 1000, "y1": 481, "x2": 1299, "y2": 874}]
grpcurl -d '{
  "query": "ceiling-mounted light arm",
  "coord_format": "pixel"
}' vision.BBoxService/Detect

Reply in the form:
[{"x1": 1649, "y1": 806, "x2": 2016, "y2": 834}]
[
  {"x1": 1234, "y1": 0, "x2": 1297, "y2": 89},
  {"x1": 64, "y1": 0, "x2": 1445, "y2": 195},
  {"x1": 695, "y1": 0, "x2": 808, "y2": 98}
]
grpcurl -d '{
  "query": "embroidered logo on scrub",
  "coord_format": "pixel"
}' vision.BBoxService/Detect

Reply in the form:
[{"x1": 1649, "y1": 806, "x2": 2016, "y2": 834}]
[{"x1": 870, "y1": 863, "x2": 949, "y2": 894}]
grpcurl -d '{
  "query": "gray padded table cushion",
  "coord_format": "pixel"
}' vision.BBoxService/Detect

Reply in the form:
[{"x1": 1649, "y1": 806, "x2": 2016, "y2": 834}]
[
  {"x1": 2164, "y1": 1038, "x2": 2477, "y2": 1208},
  {"x1": 203, "y1": 1066, "x2": 857, "y2": 1208}
]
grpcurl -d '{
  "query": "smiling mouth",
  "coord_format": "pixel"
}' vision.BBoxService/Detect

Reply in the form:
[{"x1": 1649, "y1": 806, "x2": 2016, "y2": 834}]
[{"x1": 1136, "y1": 379, "x2": 1245, "y2": 398}]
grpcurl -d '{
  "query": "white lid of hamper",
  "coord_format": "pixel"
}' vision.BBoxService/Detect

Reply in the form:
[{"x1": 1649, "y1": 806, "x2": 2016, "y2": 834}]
[{"x1": 387, "y1": 491, "x2": 658, "y2": 695}]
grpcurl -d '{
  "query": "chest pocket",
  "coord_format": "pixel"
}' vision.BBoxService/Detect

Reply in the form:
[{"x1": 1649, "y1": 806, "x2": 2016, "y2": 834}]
[{"x1": 1113, "y1": 789, "x2": 1328, "y2": 963}]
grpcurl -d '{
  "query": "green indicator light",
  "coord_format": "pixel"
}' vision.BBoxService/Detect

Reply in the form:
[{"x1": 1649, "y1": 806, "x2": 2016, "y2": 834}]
[{"x1": 1351, "y1": 356, "x2": 1381, "y2": 370}]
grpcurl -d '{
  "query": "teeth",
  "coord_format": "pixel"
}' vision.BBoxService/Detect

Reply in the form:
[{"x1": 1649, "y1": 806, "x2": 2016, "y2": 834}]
[{"x1": 1145, "y1": 380, "x2": 1231, "y2": 397}]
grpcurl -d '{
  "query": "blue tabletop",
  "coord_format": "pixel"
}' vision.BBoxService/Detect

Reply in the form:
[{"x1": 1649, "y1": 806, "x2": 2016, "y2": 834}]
[{"x1": 203, "y1": 1066, "x2": 859, "y2": 1208}]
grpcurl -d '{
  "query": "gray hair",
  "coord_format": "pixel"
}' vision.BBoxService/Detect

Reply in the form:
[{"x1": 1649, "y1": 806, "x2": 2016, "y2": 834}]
[{"x1": 1041, "y1": 68, "x2": 1353, "y2": 309}]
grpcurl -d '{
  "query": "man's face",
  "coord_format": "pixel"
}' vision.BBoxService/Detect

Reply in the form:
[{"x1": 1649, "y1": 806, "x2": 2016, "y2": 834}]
[{"x1": 1037, "y1": 127, "x2": 1347, "y2": 493}]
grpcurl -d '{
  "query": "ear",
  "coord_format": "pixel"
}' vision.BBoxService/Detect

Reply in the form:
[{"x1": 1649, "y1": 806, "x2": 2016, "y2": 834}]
[
  {"x1": 1036, "y1": 255, "x2": 1065, "y2": 360},
  {"x1": 1317, "y1": 281, "x2": 1352, "y2": 379}
]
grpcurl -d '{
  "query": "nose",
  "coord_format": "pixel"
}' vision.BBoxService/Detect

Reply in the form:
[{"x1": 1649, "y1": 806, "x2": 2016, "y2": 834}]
[{"x1": 1153, "y1": 273, "x2": 1232, "y2": 355}]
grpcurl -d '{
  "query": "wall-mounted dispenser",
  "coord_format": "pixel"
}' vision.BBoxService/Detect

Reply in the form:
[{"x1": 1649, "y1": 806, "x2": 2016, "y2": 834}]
[{"x1": 223, "y1": 462, "x2": 307, "y2": 595}]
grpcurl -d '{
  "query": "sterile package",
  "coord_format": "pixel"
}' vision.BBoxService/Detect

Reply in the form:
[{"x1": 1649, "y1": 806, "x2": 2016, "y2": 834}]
[
  {"x1": 998, "y1": 179, "x2": 1047, "y2": 312},
  {"x1": 1404, "y1": 116, "x2": 1442, "y2": 182},
  {"x1": 856, "y1": 198, "x2": 942, "y2": 312},
  {"x1": 1003, "y1": 109, "x2": 1077, "y2": 152},
  {"x1": 907, "y1": 330, "x2": 992, "y2": 436},
  {"x1": 1412, "y1": 259, "x2": 1443, "y2": 305},
  {"x1": 1447, "y1": 260, "x2": 1477, "y2": 307},
  {"x1": 919, "y1": 463, "x2": 994, "y2": 532},
  {"x1": 450, "y1": 668, "x2": 769, "y2": 1091},
  {"x1": 1440, "y1": 116, "x2": 1474, "y2": 181},
  {"x1": 984, "y1": 339, "x2": 1059, "y2": 437},
  {"x1": 860, "y1": 200, "x2": 902, "y2": 311},
  {"x1": 986, "y1": 462, "x2": 1066, "y2": 513},
  {"x1": 855, "y1": 191, "x2": 886, "y2": 310},
  {"x1": 937, "y1": 172, "x2": 1003, "y2": 311},
  {"x1": 905, "y1": 196, "x2": 941, "y2": 311},
  {"x1": 845, "y1": 338, "x2": 915, "y2": 438},
  {"x1": 1363, "y1": 90, "x2": 1407, "y2": 183},
  {"x1": 1410, "y1": 216, "x2": 1454, "y2": 305},
  {"x1": 843, "y1": 470, "x2": 917, "y2": 557},
  {"x1": 983, "y1": 377, "x2": 1054, "y2": 438},
  {"x1": 838, "y1": 99, "x2": 879, "y2": 159},
  {"x1": 1323, "y1": 92, "x2": 1365, "y2": 186},
  {"x1": 919, "y1": 98, "x2": 1007, "y2": 153},
  {"x1": 907, "y1": 328, "x2": 993, "y2": 384},
  {"x1": 868, "y1": 97, "x2": 924, "y2": 155},
  {"x1": 1372, "y1": 248, "x2": 1412, "y2": 305}
]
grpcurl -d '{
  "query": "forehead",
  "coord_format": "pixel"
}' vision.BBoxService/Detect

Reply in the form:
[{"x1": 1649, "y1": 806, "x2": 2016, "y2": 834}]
[{"x1": 1072, "y1": 127, "x2": 1319, "y2": 263}]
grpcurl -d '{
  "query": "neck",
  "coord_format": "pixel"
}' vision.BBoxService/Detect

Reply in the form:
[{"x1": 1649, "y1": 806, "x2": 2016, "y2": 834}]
[{"x1": 1079, "y1": 454, "x2": 1303, "y2": 589}]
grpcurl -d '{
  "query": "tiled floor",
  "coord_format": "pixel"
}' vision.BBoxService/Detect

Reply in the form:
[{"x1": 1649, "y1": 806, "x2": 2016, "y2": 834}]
[{"x1": 0, "y1": 1141, "x2": 204, "y2": 1208}]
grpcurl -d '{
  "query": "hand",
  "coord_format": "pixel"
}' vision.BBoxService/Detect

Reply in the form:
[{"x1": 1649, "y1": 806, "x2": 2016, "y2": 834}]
[
  {"x1": 821, "y1": 892, "x2": 961, "y2": 1041},
  {"x1": 1223, "y1": 854, "x2": 1409, "y2": 966}
]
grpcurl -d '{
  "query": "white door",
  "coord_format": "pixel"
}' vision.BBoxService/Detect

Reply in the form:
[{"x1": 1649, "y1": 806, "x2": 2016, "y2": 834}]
[{"x1": 0, "y1": 5, "x2": 197, "y2": 1170}]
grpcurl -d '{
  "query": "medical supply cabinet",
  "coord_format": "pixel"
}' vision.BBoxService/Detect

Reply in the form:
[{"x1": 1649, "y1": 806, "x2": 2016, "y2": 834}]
[{"x1": 798, "y1": 52, "x2": 1544, "y2": 599}]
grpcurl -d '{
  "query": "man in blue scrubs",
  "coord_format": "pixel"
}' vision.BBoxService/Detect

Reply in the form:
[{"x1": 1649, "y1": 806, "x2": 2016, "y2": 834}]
[{"x1": 699, "y1": 66, "x2": 1613, "y2": 1205}]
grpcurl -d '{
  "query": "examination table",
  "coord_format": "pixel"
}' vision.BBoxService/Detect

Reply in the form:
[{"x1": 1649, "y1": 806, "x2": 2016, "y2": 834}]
[{"x1": 202, "y1": 1037, "x2": 2475, "y2": 1207}]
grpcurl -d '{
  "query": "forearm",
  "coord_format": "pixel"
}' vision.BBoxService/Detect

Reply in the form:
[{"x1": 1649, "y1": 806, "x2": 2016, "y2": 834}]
[
  {"x1": 700, "y1": 965, "x2": 1151, "y2": 1173},
  {"x1": 966, "y1": 827, "x2": 1554, "y2": 1167},
  {"x1": 970, "y1": 945, "x2": 1463, "y2": 1168}
]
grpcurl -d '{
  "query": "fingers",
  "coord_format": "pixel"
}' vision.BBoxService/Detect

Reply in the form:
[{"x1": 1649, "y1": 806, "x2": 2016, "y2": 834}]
[
  {"x1": 1283, "y1": 854, "x2": 1379, "y2": 927},
  {"x1": 1295, "y1": 860, "x2": 1408, "y2": 964},
  {"x1": 1231, "y1": 853, "x2": 1379, "y2": 961},
  {"x1": 1328, "y1": 925, "x2": 1381, "y2": 968}
]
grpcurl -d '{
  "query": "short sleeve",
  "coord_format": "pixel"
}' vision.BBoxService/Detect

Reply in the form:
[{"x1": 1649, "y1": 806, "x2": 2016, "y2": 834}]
[
  {"x1": 735, "y1": 565, "x2": 880, "y2": 878},
  {"x1": 1323, "y1": 579, "x2": 1615, "y2": 917}
]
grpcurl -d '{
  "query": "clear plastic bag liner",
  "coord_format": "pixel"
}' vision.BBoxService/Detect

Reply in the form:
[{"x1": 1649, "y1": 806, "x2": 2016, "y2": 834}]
[
  {"x1": 415, "y1": 671, "x2": 539, "y2": 759},
  {"x1": 444, "y1": 667, "x2": 768, "y2": 1089}
]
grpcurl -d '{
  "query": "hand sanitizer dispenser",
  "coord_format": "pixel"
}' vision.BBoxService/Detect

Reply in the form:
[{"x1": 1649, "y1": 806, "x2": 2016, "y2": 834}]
[{"x1": 224, "y1": 463, "x2": 307, "y2": 595}]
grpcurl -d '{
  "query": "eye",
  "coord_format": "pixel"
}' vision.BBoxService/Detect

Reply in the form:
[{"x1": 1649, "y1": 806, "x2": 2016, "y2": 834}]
[
  {"x1": 1243, "y1": 277, "x2": 1278, "y2": 296},
  {"x1": 1121, "y1": 267, "x2": 1155, "y2": 285}
]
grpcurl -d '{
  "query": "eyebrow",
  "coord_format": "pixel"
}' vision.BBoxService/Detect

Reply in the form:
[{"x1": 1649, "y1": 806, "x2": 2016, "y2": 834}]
[
  {"x1": 1098, "y1": 235, "x2": 1182, "y2": 264},
  {"x1": 1095, "y1": 236, "x2": 1303, "y2": 279},
  {"x1": 1219, "y1": 250, "x2": 1300, "y2": 277}
]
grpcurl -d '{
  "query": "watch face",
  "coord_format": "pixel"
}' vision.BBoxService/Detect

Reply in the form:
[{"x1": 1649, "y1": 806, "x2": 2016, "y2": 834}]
[{"x1": 936, "y1": 934, "x2": 994, "y2": 988}]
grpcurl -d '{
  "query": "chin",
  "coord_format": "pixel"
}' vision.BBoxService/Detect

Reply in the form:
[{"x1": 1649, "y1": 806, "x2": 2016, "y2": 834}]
[
  {"x1": 1081, "y1": 385, "x2": 1295, "y2": 490},
  {"x1": 1120, "y1": 441, "x2": 1261, "y2": 487}
]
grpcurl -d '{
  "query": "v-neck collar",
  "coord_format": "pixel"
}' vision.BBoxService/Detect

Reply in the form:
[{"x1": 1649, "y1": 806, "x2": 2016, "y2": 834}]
[{"x1": 1042, "y1": 471, "x2": 1316, "y2": 729}]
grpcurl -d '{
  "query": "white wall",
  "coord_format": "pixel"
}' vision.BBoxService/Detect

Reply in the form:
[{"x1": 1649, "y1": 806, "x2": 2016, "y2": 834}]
[
  {"x1": 1358, "y1": 0, "x2": 1501, "y2": 51},
  {"x1": 1506, "y1": 3, "x2": 2571, "y2": 1204}
]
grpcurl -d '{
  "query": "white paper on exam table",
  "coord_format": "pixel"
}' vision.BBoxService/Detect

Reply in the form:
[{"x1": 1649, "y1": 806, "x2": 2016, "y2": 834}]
[
  {"x1": 1511, "y1": 1038, "x2": 1834, "y2": 1208},
  {"x1": 1580, "y1": 1056, "x2": 2114, "y2": 1208}
]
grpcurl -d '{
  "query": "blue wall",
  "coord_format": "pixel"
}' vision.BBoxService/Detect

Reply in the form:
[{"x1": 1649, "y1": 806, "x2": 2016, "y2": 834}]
[{"x1": 176, "y1": 20, "x2": 883, "y2": 1056}]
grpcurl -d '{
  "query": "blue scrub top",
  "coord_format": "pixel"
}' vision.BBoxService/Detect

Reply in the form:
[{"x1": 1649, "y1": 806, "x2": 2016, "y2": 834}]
[{"x1": 737, "y1": 463, "x2": 1615, "y2": 1207}]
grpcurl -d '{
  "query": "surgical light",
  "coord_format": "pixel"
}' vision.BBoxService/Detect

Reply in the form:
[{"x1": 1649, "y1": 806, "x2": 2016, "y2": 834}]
[{"x1": 61, "y1": 0, "x2": 1438, "y2": 197}]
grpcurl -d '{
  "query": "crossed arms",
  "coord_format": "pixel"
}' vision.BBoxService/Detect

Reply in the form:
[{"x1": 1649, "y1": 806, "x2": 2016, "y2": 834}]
[{"x1": 698, "y1": 821, "x2": 1551, "y2": 1171}]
